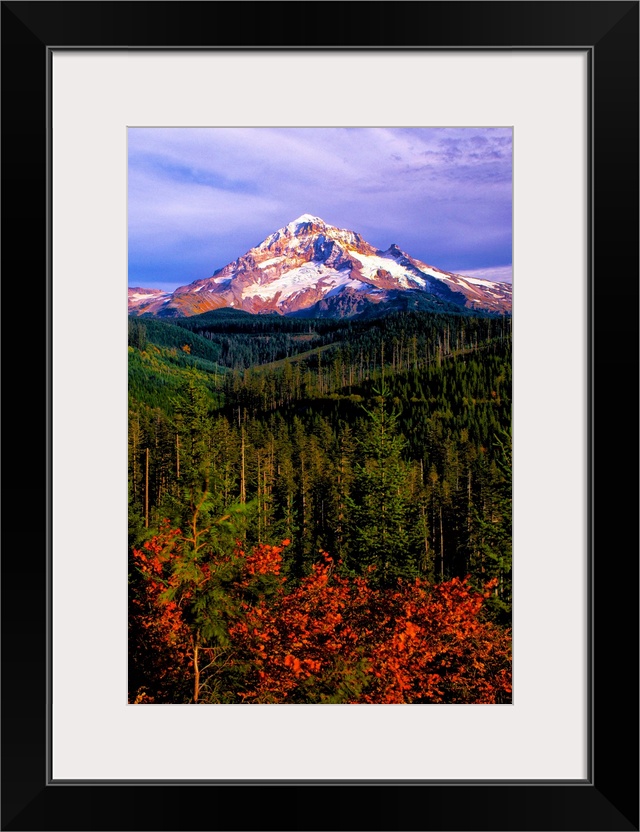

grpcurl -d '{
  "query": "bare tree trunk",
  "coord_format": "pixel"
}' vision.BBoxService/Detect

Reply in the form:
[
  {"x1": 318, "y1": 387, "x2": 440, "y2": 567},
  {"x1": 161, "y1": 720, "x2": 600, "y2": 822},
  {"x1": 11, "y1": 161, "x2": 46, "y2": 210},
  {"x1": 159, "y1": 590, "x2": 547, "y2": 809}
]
[
  {"x1": 193, "y1": 637, "x2": 200, "y2": 703},
  {"x1": 421, "y1": 502, "x2": 429, "y2": 573},
  {"x1": 257, "y1": 453, "x2": 262, "y2": 543},
  {"x1": 240, "y1": 427, "x2": 246, "y2": 504},
  {"x1": 263, "y1": 467, "x2": 268, "y2": 529},
  {"x1": 439, "y1": 505, "x2": 444, "y2": 580},
  {"x1": 144, "y1": 447, "x2": 149, "y2": 528},
  {"x1": 301, "y1": 458, "x2": 308, "y2": 542},
  {"x1": 130, "y1": 416, "x2": 139, "y2": 503}
]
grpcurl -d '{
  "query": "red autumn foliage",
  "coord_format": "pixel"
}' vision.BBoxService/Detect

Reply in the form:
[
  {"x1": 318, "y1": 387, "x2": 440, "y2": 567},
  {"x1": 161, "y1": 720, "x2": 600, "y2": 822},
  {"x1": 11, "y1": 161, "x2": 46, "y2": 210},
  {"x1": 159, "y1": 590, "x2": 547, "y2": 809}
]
[
  {"x1": 230, "y1": 551, "x2": 511, "y2": 704},
  {"x1": 129, "y1": 522, "x2": 291, "y2": 703},
  {"x1": 129, "y1": 524, "x2": 511, "y2": 704},
  {"x1": 129, "y1": 521, "x2": 193, "y2": 702}
]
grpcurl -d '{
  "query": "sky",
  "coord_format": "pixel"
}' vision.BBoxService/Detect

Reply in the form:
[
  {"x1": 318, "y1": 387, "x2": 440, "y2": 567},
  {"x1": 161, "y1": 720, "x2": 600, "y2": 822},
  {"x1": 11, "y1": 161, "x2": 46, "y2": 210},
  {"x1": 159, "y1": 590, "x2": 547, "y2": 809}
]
[{"x1": 128, "y1": 127, "x2": 512, "y2": 292}]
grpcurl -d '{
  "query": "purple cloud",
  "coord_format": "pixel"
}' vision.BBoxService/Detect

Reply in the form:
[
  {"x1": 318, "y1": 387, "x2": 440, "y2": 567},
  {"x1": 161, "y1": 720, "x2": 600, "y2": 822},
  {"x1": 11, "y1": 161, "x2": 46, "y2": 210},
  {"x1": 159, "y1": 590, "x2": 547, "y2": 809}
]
[{"x1": 128, "y1": 127, "x2": 512, "y2": 290}]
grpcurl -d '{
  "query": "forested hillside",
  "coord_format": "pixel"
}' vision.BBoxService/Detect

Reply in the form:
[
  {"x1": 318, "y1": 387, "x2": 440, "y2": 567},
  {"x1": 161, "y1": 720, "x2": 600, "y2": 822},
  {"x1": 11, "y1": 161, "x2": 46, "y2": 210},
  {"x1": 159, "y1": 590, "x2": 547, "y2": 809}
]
[{"x1": 128, "y1": 309, "x2": 512, "y2": 704}]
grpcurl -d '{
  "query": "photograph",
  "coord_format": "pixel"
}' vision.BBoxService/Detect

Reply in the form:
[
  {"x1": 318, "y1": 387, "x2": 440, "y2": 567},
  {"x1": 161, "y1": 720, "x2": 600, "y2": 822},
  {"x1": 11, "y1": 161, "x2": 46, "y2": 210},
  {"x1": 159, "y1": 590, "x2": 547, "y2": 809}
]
[
  {"x1": 2, "y1": 0, "x2": 637, "y2": 827},
  {"x1": 127, "y1": 127, "x2": 513, "y2": 705}
]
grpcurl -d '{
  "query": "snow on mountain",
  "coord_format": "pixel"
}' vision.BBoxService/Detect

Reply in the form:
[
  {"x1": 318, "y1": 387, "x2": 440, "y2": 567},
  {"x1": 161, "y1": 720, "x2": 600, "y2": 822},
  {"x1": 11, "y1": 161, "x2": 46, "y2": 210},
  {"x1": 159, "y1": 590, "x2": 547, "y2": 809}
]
[
  {"x1": 128, "y1": 287, "x2": 171, "y2": 312},
  {"x1": 129, "y1": 216, "x2": 512, "y2": 318}
]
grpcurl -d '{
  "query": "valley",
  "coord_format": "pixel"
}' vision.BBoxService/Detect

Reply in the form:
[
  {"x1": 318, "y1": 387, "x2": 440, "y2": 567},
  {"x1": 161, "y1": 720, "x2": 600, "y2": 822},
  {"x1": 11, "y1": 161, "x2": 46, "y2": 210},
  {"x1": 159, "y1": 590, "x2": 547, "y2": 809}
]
[
  {"x1": 129, "y1": 304, "x2": 512, "y2": 704},
  {"x1": 128, "y1": 213, "x2": 512, "y2": 705}
]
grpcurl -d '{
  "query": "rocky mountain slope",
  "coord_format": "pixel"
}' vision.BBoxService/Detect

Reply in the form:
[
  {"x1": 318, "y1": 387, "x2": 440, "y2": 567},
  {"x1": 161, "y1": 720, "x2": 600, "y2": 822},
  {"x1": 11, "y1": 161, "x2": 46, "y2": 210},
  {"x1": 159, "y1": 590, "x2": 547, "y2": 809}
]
[{"x1": 129, "y1": 215, "x2": 511, "y2": 318}]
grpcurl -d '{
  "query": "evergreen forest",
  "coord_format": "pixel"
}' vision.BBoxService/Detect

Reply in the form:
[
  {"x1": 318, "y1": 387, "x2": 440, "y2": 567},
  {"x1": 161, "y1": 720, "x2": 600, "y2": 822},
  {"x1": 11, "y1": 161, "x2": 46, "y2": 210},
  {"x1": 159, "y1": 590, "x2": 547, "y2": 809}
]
[{"x1": 128, "y1": 308, "x2": 512, "y2": 704}]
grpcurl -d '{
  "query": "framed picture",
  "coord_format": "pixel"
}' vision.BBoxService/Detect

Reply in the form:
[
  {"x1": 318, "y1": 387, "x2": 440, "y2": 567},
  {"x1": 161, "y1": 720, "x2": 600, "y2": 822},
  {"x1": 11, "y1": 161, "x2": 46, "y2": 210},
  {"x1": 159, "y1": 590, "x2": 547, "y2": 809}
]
[{"x1": 2, "y1": 2, "x2": 637, "y2": 830}]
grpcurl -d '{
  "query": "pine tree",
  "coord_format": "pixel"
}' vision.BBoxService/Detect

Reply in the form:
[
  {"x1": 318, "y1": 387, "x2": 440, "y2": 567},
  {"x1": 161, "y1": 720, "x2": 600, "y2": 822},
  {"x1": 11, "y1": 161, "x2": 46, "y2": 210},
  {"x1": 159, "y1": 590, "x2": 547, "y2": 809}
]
[
  {"x1": 346, "y1": 383, "x2": 417, "y2": 586},
  {"x1": 468, "y1": 426, "x2": 512, "y2": 622}
]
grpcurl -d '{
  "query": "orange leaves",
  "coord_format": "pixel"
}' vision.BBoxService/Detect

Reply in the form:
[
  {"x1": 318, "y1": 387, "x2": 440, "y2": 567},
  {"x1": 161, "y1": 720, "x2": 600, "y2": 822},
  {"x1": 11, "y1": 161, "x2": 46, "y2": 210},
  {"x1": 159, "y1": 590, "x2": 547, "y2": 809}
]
[
  {"x1": 243, "y1": 541, "x2": 286, "y2": 578},
  {"x1": 231, "y1": 566, "x2": 511, "y2": 704},
  {"x1": 129, "y1": 524, "x2": 193, "y2": 702},
  {"x1": 284, "y1": 654, "x2": 302, "y2": 674},
  {"x1": 283, "y1": 654, "x2": 322, "y2": 677},
  {"x1": 130, "y1": 529, "x2": 295, "y2": 702},
  {"x1": 131, "y1": 526, "x2": 511, "y2": 705}
]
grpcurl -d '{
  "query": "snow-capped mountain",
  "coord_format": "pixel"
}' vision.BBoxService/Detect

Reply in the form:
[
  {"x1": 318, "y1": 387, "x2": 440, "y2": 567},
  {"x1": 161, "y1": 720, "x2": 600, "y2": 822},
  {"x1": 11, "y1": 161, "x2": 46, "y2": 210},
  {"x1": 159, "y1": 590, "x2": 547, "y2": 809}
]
[
  {"x1": 129, "y1": 214, "x2": 512, "y2": 318},
  {"x1": 128, "y1": 287, "x2": 170, "y2": 310}
]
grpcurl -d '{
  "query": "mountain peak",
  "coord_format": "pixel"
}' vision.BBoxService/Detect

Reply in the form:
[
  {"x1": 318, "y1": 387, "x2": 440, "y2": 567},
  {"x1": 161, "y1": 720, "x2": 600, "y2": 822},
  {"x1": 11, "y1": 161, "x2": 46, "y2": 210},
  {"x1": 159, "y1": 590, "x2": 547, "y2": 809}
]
[
  {"x1": 289, "y1": 213, "x2": 324, "y2": 226},
  {"x1": 130, "y1": 216, "x2": 513, "y2": 318},
  {"x1": 284, "y1": 214, "x2": 326, "y2": 235},
  {"x1": 257, "y1": 214, "x2": 330, "y2": 250}
]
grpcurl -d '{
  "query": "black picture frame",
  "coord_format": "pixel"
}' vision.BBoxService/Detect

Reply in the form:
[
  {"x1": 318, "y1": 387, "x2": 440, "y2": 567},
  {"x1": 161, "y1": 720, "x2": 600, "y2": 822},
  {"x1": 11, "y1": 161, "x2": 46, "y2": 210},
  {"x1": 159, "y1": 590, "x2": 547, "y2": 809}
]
[{"x1": 2, "y1": 2, "x2": 638, "y2": 830}]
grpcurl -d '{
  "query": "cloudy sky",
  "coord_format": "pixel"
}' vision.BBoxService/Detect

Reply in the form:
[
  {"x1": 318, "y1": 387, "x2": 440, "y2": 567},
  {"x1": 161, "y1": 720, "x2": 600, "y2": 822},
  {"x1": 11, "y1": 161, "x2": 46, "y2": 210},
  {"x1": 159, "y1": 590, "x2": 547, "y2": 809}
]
[{"x1": 128, "y1": 127, "x2": 512, "y2": 292}]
